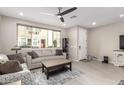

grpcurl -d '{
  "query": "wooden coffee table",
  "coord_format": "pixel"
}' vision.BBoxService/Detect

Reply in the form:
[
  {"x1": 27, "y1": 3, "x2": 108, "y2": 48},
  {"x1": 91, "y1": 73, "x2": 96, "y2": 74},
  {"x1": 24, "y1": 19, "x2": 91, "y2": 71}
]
[{"x1": 42, "y1": 58, "x2": 72, "y2": 79}]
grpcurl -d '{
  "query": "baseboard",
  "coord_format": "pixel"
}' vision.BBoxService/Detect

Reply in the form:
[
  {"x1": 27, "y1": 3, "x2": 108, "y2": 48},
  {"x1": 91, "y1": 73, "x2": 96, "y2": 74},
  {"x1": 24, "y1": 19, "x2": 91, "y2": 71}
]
[
  {"x1": 96, "y1": 58, "x2": 102, "y2": 62},
  {"x1": 108, "y1": 60, "x2": 114, "y2": 65},
  {"x1": 96, "y1": 58, "x2": 115, "y2": 65},
  {"x1": 68, "y1": 58, "x2": 79, "y2": 62}
]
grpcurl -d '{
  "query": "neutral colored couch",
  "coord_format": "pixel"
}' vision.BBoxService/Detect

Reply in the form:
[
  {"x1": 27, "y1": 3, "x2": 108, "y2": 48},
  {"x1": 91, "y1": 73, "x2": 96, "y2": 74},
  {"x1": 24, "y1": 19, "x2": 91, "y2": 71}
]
[
  {"x1": 0, "y1": 63, "x2": 32, "y2": 85},
  {"x1": 26, "y1": 49, "x2": 66, "y2": 69}
]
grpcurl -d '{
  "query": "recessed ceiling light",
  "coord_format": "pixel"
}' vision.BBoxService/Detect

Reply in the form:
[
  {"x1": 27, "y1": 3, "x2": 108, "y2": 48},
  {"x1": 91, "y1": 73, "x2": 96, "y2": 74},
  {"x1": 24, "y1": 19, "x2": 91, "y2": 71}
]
[
  {"x1": 92, "y1": 22, "x2": 96, "y2": 25},
  {"x1": 62, "y1": 23, "x2": 66, "y2": 26},
  {"x1": 120, "y1": 14, "x2": 124, "y2": 18},
  {"x1": 19, "y1": 12, "x2": 23, "y2": 16}
]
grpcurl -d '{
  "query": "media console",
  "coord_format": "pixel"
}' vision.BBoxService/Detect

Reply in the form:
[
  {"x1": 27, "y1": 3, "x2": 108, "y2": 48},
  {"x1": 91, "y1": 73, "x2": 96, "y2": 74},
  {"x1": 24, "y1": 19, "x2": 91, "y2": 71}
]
[{"x1": 113, "y1": 50, "x2": 124, "y2": 66}]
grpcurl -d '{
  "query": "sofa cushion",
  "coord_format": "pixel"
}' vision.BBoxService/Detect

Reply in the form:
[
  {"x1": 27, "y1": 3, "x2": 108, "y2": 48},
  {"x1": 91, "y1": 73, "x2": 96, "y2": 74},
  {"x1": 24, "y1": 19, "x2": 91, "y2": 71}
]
[
  {"x1": 30, "y1": 49, "x2": 57, "y2": 57},
  {"x1": 32, "y1": 57, "x2": 42, "y2": 64},
  {"x1": 56, "y1": 49, "x2": 63, "y2": 55},
  {"x1": 0, "y1": 60, "x2": 23, "y2": 75},
  {"x1": 51, "y1": 50, "x2": 56, "y2": 55},
  {"x1": 27, "y1": 51, "x2": 39, "y2": 59},
  {"x1": 42, "y1": 50, "x2": 53, "y2": 56},
  {"x1": 7, "y1": 53, "x2": 25, "y2": 64},
  {"x1": 31, "y1": 55, "x2": 65, "y2": 64}
]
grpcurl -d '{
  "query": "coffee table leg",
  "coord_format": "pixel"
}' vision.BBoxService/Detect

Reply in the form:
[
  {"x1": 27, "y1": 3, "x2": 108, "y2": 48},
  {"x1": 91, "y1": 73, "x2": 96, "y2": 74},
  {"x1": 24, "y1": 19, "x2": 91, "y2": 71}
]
[
  {"x1": 46, "y1": 69, "x2": 49, "y2": 80},
  {"x1": 42, "y1": 64, "x2": 44, "y2": 73},
  {"x1": 70, "y1": 63, "x2": 72, "y2": 71}
]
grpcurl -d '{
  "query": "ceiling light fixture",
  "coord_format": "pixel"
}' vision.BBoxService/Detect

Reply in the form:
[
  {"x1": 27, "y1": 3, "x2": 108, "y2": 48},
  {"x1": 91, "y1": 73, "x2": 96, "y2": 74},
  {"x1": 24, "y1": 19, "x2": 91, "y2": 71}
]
[
  {"x1": 120, "y1": 14, "x2": 124, "y2": 18},
  {"x1": 63, "y1": 23, "x2": 66, "y2": 26},
  {"x1": 19, "y1": 12, "x2": 23, "y2": 16},
  {"x1": 92, "y1": 22, "x2": 96, "y2": 25},
  {"x1": 57, "y1": 15, "x2": 62, "y2": 18}
]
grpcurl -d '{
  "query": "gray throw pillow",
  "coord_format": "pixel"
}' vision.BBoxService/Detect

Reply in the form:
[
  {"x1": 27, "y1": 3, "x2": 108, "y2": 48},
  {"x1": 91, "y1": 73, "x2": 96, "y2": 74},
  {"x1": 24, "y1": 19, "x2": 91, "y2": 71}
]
[
  {"x1": 0, "y1": 60, "x2": 23, "y2": 75},
  {"x1": 27, "y1": 51, "x2": 39, "y2": 59},
  {"x1": 7, "y1": 53, "x2": 25, "y2": 64},
  {"x1": 56, "y1": 49, "x2": 63, "y2": 55}
]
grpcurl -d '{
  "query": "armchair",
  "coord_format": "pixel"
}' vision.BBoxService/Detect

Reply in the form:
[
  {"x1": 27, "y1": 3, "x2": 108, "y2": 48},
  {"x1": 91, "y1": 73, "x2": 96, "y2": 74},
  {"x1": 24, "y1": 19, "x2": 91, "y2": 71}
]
[{"x1": 0, "y1": 63, "x2": 32, "y2": 85}]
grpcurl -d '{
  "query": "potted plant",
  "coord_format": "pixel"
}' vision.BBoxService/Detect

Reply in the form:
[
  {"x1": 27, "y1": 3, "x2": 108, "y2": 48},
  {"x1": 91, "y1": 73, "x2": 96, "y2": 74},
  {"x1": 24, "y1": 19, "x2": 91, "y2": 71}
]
[{"x1": 53, "y1": 40, "x2": 57, "y2": 47}]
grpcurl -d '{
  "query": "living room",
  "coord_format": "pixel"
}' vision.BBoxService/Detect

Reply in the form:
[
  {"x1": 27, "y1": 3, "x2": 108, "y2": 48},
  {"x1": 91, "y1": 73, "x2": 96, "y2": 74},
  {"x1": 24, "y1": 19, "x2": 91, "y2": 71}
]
[{"x1": 1, "y1": 7, "x2": 124, "y2": 85}]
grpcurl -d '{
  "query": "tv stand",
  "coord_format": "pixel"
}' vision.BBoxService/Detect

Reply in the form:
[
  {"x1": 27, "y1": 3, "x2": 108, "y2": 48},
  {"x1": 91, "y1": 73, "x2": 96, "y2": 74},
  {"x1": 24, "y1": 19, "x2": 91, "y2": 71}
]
[{"x1": 113, "y1": 50, "x2": 124, "y2": 66}]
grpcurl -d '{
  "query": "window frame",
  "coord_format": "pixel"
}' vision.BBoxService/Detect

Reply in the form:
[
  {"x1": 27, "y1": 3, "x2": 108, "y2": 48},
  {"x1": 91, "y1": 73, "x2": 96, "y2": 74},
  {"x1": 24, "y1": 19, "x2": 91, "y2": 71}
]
[{"x1": 17, "y1": 23, "x2": 61, "y2": 48}]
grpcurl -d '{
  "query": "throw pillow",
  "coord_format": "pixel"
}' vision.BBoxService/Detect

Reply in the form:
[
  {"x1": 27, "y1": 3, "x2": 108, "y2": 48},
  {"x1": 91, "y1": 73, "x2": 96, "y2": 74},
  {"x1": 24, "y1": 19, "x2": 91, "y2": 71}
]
[
  {"x1": 0, "y1": 60, "x2": 23, "y2": 75},
  {"x1": 0, "y1": 54, "x2": 9, "y2": 64},
  {"x1": 56, "y1": 49, "x2": 63, "y2": 55},
  {"x1": 7, "y1": 53, "x2": 25, "y2": 64},
  {"x1": 27, "y1": 51, "x2": 39, "y2": 59}
]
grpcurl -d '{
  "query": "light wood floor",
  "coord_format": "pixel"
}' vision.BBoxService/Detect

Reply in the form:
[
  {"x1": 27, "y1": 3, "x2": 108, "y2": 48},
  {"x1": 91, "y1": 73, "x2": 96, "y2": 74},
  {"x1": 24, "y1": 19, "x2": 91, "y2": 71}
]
[{"x1": 64, "y1": 61, "x2": 124, "y2": 85}]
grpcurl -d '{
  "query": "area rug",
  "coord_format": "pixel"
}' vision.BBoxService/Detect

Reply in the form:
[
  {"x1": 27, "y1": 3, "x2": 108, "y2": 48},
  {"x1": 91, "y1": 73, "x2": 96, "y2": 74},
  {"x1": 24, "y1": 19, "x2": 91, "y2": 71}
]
[{"x1": 30, "y1": 68, "x2": 83, "y2": 85}]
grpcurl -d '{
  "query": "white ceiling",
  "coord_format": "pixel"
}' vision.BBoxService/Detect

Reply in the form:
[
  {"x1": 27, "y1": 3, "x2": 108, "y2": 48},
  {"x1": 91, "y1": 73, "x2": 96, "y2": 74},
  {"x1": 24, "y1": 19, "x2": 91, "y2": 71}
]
[{"x1": 0, "y1": 7, "x2": 124, "y2": 29}]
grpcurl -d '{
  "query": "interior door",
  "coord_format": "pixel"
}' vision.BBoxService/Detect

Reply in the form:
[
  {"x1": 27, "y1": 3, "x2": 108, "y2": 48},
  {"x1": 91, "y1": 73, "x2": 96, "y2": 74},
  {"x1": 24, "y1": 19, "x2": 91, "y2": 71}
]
[
  {"x1": 78, "y1": 27, "x2": 87, "y2": 60},
  {"x1": 68, "y1": 27, "x2": 78, "y2": 61}
]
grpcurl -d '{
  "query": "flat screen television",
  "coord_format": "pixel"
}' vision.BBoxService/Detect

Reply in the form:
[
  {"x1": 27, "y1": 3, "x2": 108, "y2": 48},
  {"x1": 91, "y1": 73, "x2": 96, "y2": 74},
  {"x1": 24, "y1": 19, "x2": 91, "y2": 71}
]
[{"x1": 120, "y1": 35, "x2": 124, "y2": 50}]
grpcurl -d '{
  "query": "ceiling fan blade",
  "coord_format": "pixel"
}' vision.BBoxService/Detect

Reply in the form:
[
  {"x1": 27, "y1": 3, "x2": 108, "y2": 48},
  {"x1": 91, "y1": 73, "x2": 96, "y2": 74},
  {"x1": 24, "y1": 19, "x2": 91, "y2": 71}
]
[
  {"x1": 40, "y1": 12, "x2": 55, "y2": 16},
  {"x1": 59, "y1": 7, "x2": 77, "y2": 16},
  {"x1": 60, "y1": 17, "x2": 64, "y2": 22}
]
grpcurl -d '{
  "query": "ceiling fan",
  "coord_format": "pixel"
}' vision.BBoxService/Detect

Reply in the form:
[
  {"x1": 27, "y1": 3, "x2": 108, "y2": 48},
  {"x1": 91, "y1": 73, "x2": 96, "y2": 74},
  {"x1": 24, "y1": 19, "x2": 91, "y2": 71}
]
[{"x1": 40, "y1": 7, "x2": 77, "y2": 23}]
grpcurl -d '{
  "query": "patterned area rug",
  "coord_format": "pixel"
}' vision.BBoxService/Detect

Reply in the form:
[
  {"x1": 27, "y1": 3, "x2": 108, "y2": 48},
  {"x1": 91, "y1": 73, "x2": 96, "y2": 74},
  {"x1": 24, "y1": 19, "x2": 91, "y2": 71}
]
[{"x1": 30, "y1": 68, "x2": 83, "y2": 85}]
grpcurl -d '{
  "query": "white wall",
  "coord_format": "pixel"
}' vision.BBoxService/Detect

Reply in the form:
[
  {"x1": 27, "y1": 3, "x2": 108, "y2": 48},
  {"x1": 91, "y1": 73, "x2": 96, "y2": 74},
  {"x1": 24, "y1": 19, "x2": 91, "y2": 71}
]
[
  {"x1": 0, "y1": 15, "x2": 2, "y2": 52},
  {"x1": 0, "y1": 16, "x2": 67, "y2": 54},
  {"x1": 88, "y1": 22, "x2": 124, "y2": 63}
]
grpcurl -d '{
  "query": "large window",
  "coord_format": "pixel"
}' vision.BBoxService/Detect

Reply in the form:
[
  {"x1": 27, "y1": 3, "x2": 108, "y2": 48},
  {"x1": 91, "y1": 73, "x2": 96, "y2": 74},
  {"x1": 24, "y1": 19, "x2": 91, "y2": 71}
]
[{"x1": 17, "y1": 24, "x2": 61, "y2": 48}]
